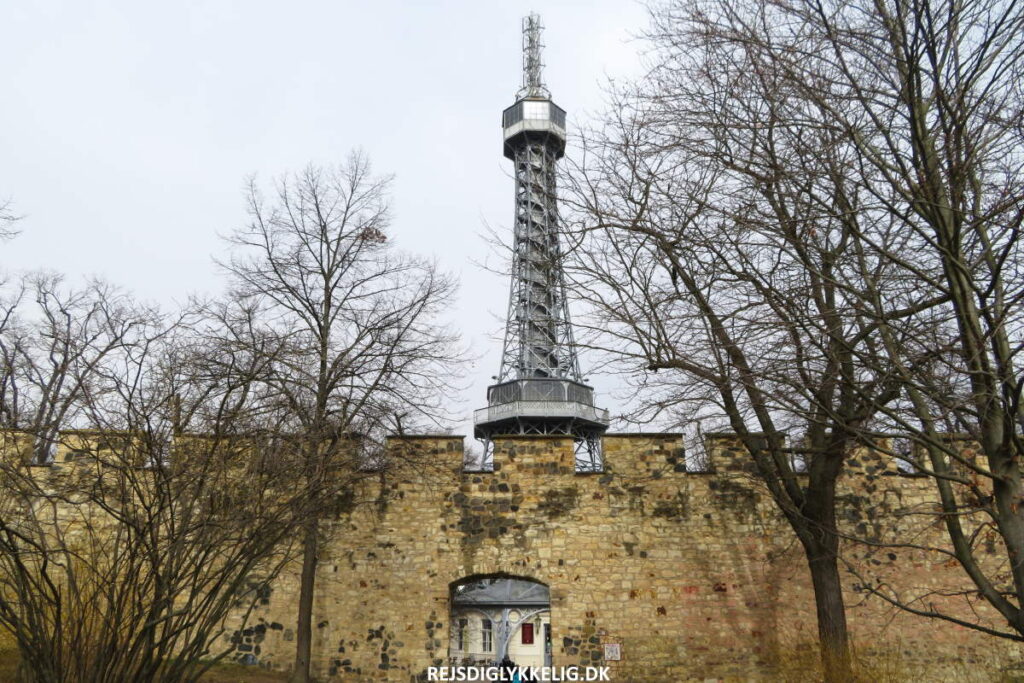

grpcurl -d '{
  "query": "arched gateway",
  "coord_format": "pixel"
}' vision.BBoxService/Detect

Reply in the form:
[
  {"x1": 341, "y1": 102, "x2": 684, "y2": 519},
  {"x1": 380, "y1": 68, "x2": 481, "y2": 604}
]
[{"x1": 449, "y1": 576, "x2": 552, "y2": 668}]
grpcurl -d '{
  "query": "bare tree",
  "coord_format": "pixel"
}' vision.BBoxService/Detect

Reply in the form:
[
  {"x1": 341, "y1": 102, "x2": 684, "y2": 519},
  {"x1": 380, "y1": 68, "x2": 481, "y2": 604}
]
[
  {"x1": 563, "y1": 0, "x2": 1024, "y2": 671},
  {"x1": 648, "y1": 0, "x2": 1024, "y2": 642},
  {"x1": 0, "y1": 276, "x2": 308, "y2": 682},
  {"x1": 734, "y1": 0, "x2": 1024, "y2": 640},
  {"x1": 565, "y1": 115, "x2": 893, "y2": 682},
  {"x1": 219, "y1": 151, "x2": 462, "y2": 682},
  {"x1": 0, "y1": 200, "x2": 18, "y2": 242},
  {"x1": 0, "y1": 274, "x2": 146, "y2": 464},
  {"x1": 0, "y1": 201, "x2": 16, "y2": 244},
  {"x1": 558, "y1": 3, "x2": 959, "y2": 677}
]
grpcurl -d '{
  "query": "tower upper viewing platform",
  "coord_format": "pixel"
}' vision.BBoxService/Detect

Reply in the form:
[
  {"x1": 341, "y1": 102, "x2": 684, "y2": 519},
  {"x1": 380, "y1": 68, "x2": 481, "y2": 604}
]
[{"x1": 501, "y1": 13, "x2": 566, "y2": 160}]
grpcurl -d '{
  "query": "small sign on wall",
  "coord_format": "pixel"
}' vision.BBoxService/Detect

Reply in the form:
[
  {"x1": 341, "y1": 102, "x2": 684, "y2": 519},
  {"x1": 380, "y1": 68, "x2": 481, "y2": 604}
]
[{"x1": 603, "y1": 643, "x2": 621, "y2": 661}]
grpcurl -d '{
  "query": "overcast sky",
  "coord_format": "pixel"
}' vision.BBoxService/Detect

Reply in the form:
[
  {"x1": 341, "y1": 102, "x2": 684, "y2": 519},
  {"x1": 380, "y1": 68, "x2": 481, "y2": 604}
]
[{"x1": 1, "y1": 1, "x2": 649, "y2": 438}]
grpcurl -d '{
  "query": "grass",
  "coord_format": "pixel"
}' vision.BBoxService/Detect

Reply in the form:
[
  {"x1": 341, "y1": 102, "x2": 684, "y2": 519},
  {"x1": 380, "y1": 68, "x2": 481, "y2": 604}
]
[
  {"x1": 199, "y1": 661, "x2": 289, "y2": 683},
  {"x1": 0, "y1": 647, "x2": 16, "y2": 682},
  {"x1": 0, "y1": 648, "x2": 288, "y2": 682},
  {"x1": 766, "y1": 642, "x2": 1006, "y2": 683}
]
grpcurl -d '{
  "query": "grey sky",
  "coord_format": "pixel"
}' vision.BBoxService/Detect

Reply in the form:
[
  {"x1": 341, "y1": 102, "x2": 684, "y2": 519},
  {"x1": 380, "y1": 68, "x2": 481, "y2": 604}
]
[{"x1": 1, "y1": 0, "x2": 648, "y2": 437}]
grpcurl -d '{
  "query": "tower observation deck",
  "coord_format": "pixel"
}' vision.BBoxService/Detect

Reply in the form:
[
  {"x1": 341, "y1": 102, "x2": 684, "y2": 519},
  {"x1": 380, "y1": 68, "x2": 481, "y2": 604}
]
[{"x1": 474, "y1": 14, "x2": 609, "y2": 471}]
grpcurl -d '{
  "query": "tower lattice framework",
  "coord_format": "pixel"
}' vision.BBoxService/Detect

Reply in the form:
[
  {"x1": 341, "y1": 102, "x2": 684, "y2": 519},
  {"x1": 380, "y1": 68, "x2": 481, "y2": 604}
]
[
  {"x1": 499, "y1": 137, "x2": 580, "y2": 383},
  {"x1": 474, "y1": 14, "x2": 609, "y2": 471}
]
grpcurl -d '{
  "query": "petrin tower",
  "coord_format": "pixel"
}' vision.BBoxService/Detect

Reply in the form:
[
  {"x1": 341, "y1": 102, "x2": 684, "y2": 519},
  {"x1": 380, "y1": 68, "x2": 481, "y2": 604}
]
[{"x1": 474, "y1": 14, "x2": 609, "y2": 471}]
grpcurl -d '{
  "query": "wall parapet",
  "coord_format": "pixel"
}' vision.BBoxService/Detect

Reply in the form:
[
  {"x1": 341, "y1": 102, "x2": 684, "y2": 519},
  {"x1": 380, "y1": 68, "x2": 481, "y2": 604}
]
[{"x1": 602, "y1": 433, "x2": 684, "y2": 478}]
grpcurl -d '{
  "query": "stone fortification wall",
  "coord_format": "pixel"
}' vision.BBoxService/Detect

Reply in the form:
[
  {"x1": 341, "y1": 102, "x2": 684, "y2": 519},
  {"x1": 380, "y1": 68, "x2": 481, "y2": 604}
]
[{"x1": 225, "y1": 433, "x2": 1021, "y2": 681}]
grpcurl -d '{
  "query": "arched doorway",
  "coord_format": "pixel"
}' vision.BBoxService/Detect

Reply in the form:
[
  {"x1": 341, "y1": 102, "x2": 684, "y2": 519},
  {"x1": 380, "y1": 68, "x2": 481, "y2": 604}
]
[{"x1": 449, "y1": 576, "x2": 551, "y2": 668}]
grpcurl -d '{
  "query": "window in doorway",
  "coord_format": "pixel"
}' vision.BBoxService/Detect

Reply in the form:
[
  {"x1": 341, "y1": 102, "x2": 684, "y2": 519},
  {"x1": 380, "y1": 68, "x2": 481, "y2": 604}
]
[{"x1": 482, "y1": 619, "x2": 493, "y2": 652}]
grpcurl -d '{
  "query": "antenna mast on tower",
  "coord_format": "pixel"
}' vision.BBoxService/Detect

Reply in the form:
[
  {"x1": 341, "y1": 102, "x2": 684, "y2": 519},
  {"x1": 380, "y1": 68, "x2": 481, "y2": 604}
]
[
  {"x1": 518, "y1": 13, "x2": 549, "y2": 100},
  {"x1": 474, "y1": 14, "x2": 609, "y2": 471}
]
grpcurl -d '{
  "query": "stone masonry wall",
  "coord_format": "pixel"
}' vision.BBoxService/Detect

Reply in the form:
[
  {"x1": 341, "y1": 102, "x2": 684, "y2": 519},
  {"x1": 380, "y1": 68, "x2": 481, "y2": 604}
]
[{"x1": 226, "y1": 433, "x2": 1023, "y2": 681}]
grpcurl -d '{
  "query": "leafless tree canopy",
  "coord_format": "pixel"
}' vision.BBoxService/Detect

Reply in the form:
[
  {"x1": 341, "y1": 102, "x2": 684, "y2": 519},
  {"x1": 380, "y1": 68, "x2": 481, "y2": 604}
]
[
  {"x1": 0, "y1": 200, "x2": 19, "y2": 242},
  {"x1": 0, "y1": 275, "x2": 156, "y2": 463},
  {"x1": 0, "y1": 275, "x2": 309, "y2": 683},
  {"x1": 0, "y1": 151, "x2": 463, "y2": 682},
  {"x1": 563, "y1": 0, "x2": 1024, "y2": 674},
  {"x1": 217, "y1": 151, "x2": 463, "y2": 682},
  {"x1": 221, "y1": 153, "x2": 460, "y2": 444}
]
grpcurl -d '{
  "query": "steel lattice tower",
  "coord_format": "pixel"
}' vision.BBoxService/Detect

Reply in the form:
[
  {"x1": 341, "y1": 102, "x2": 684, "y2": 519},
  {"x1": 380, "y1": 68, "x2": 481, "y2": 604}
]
[{"x1": 474, "y1": 14, "x2": 609, "y2": 471}]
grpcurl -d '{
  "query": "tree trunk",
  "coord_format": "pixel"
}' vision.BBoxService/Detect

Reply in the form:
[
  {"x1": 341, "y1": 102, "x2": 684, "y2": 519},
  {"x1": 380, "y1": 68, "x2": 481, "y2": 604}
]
[
  {"x1": 289, "y1": 519, "x2": 319, "y2": 683},
  {"x1": 805, "y1": 540, "x2": 852, "y2": 682}
]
